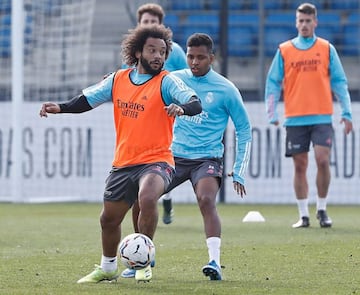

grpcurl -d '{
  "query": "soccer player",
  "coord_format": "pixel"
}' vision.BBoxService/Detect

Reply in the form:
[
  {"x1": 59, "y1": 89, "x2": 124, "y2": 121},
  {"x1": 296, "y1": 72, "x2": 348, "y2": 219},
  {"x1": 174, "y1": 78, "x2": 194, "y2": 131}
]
[
  {"x1": 39, "y1": 24, "x2": 202, "y2": 283},
  {"x1": 121, "y1": 33, "x2": 252, "y2": 280},
  {"x1": 128, "y1": 3, "x2": 188, "y2": 226},
  {"x1": 265, "y1": 3, "x2": 353, "y2": 228}
]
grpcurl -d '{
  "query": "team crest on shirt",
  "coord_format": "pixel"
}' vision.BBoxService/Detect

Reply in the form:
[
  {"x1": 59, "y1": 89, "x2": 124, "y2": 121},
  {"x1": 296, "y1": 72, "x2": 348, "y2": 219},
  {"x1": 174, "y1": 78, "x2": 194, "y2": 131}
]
[{"x1": 205, "y1": 92, "x2": 214, "y2": 104}]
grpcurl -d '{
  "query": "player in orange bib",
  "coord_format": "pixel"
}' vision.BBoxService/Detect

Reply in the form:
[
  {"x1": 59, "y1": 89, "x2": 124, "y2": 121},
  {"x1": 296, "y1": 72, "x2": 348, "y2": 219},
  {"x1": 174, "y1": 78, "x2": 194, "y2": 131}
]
[
  {"x1": 265, "y1": 3, "x2": 353, "y2": 229},
  {"x1": 39, "y1": 24, "x2": 201, "y2": 283}
]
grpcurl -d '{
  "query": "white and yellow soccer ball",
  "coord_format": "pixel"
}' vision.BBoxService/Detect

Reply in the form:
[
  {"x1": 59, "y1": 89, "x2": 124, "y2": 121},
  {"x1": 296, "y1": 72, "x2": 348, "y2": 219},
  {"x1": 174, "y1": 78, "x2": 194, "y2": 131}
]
[{"x1": 119, "y1": 233, "x2": 155, "y2": 270}]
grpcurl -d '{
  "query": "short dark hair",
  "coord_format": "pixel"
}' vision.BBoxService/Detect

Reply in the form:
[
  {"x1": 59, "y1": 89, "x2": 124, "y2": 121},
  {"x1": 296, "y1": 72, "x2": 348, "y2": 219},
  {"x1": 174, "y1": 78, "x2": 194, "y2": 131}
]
[
  {"x1": 186, "y1": 33, "x2": 214, "y2": 53},
  {"x1": 122, "y1": 24, "x2": 172, "y2": 67},
  {"x1": 297, "y1": 3, "x2": 317, "y2": 17},
  {"x1": 137, "y1": 3, "x2": 164, "y2": 24}
]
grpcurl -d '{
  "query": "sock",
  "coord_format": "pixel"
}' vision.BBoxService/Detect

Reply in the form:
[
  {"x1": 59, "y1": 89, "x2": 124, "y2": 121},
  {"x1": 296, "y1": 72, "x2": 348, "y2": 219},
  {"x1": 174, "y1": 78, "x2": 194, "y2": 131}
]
[
  {"x1": 101, "y1": 255, "x2": 117, "y2": 273},
  {"x1": 297, "y1": 199, "x2": 309, "y2": 218},
  {"x1": 206, "y1": 237, "x2": 221, "y2": 267},
  {"x1": 163, "y1": 197, "x2": 172, "y2": 213},
  {"x1": 316, "y1": 197, "x2": 327, "y2": 211},
  {"x1": 162, "y1": 193, "x2": 171, "y2": 201}
]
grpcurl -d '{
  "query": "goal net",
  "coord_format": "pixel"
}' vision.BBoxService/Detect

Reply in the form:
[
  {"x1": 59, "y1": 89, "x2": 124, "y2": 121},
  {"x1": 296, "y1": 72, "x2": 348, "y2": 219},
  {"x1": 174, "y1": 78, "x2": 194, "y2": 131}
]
[
  {"x1": 0, "y1": 0, "x2": 102, "y2": 202},
  {"x1": 0, "y1": 0, "x2": 95, "y2": 102}
]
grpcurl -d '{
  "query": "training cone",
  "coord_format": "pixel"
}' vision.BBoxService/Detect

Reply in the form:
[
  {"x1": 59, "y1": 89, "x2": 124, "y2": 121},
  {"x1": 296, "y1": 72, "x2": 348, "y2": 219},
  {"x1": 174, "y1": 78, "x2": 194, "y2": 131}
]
[{"x1": 242, "y1": 211, "x2": 265, "y2": 222}]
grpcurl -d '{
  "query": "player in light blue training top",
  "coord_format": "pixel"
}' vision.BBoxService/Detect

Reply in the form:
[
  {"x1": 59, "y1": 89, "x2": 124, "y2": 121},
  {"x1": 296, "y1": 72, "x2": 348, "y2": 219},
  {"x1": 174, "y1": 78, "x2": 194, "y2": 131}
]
[
  {"x1": 121, "y1": 33, "x2": 251, "y2": 281},
  {"x1": 169, "y1": 33, "x2": 251, "y2": 280}
]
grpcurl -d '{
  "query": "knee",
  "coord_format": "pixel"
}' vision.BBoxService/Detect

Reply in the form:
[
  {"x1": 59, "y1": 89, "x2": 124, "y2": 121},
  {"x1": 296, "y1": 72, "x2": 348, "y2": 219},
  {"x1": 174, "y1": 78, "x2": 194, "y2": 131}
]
[
  {"x1": 197, "y1": 194, "x2": 215, "y2": 211},
  {"x1": 100, "y1": 212, "x2": 119, "y2": 230},
  {"x1": 139, "y1": 194, "x2": 158, "y2": 210},
  {"x1": 316, "y1": 157, "x2": 329, "y2": 170}
]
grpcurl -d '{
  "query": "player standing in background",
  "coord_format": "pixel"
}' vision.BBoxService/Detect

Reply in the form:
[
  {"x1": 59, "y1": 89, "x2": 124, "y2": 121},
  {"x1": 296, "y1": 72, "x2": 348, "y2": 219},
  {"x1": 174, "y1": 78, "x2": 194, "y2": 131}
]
[
  {"x1": 121, "y1": 33, "x2": 252, "y2": 280},
  {"x1": 40, "y1": 24, "x2": 202, "y2": 283},
  {"x1": 265, "y1": 3, "x2": 353, "y2": 228},
  {"x1": 127, "y1": 3, "x2": 188, "y2": 227}
]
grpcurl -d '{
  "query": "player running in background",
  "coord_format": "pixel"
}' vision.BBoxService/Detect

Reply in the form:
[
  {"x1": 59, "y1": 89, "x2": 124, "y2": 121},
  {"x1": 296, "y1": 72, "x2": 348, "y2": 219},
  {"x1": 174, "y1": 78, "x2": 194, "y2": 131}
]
[
  {"x1": 40, "y1": 24, "x2": 202, "y2": 283},
  {"x1": 121, "y1": 33, "x2": 252, "y2": 281},
  {"x1": 265, "y1": 3, "x2": 353, "y2": 228}
]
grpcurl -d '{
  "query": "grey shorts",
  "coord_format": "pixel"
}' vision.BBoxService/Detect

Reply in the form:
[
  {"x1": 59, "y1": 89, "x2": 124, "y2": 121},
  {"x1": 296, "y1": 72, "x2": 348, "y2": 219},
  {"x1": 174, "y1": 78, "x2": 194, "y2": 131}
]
[
  {"x1": 285, "y1": 124, "x2": 334, "y2": 157},
  {"x1": 165, "y1": 157, "x2": 223, "y2": 193},
  {"x1": 103, "y1": 162, "x2": 175, "y2": 205}
]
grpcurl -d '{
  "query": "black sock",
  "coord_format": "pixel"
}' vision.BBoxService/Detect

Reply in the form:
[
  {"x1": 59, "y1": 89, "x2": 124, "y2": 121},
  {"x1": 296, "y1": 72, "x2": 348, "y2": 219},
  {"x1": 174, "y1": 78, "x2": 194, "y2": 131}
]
[{"x1": 163, "y1": 199, "x2": 172, "y2": 213}]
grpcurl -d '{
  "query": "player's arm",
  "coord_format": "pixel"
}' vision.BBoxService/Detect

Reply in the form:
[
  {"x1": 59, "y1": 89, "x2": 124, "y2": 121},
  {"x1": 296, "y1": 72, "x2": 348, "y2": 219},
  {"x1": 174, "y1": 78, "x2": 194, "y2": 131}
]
[
  {"x1": 162, "y1": 73, "x2": 202, "y2": 117},
  {"x1": 39, "y1": 94, "x2": 92, "y2": 117},
  {"x1": 329, "y1": 44, "x2": 353, "y2": 121},
  {"x1": 40, "y1": 73, "x2": 114, "y2": 117},
  {"x1": 178, "y1": 95, "x2": 202, "y2": 115},
  {"x1": 165, "y1": 95, "x2": 201, "y2": 117},
  {"x1": 265, "y1": 49, "x2": 284, "y2": 125},
  {"x1": 227, "y1": 87, "x2": 252, "y2": 192}
]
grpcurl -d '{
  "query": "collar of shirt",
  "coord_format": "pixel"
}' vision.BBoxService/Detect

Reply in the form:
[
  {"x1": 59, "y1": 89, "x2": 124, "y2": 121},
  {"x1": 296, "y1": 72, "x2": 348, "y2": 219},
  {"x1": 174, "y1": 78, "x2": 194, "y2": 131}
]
[{"x1": 292, "y1": 34, "x2": 317, "y2": 50}]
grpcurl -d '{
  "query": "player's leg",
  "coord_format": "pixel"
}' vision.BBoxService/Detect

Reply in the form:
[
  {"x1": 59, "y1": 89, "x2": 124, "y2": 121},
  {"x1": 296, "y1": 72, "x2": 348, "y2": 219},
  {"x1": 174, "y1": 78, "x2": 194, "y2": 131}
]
[
  {"x1": 314, "y1": 145, "x2": 332, "y2": 227},
  {"x1": 77, "y1": 166, "x2": 138, "y2": 283},
  {"x1": 195, "y1": 176, "x2": 222, "y2": 280},
  {"x1": 122, "y1": 162, "x2": 181, "y2": 279},
  {"x1": 135, "y1": 163, "x2": 174, "y2": 282},
  {"x1": 312, "y1": 124, "x2": 333, "y2": 227},
  {"x1": 285, "y1": 126, "x2": 311, "y2": 228},
  {"x1": 120, "y1": 200, "x2": 141, "y2": 279},
  {"x1": 190, "y1": 158, "x2": 223, "y2": 280},
  {"x1": 132, "y1": 200, "x2": 140, "y2": 233},
  {"x1": 162, "y1": 193, "x2": 174, "y2": 224},
  {"x1": 77, "y1": 200, "x2": 131, "y2": 283},
  {"x1": 291, "y1": 152, "x2": 310, "y2": 228},
  {"x1": 137, "y1": 173, "x2": 165, "y2": 239}
]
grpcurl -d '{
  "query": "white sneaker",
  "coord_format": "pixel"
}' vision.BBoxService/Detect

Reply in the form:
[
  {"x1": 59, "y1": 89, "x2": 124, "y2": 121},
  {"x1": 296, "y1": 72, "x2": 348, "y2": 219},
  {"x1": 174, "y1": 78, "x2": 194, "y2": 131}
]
[
  {"x1": 135, "y1": 264, "x2": 152, "y2": 282},
  {"x1": 292, "y1": 216, "x2": 310, "y2": 228}
]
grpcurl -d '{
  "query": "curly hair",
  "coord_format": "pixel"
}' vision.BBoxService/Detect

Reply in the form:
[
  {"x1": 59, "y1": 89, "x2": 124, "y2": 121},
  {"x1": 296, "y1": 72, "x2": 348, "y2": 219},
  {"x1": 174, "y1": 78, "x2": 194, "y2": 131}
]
[{"x1": 121, "y1": 24, "x2": 173, "y2": 67}]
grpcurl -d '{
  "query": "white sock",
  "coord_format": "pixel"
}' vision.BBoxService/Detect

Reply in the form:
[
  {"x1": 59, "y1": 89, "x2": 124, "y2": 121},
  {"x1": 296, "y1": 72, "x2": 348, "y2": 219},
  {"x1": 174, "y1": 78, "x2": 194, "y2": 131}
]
[
  {"x1": 297, "y1": 199, "x2": 309, "y2": 218},
  {"x1": 317, "y1": 197, "x2": 327, "y2": 211},
  {"x1": 206, "y1": 237, "x2": 221, "y2": 267},
  {"x1": 101, "y1": 255, "x2": 117, "y2": 273}
]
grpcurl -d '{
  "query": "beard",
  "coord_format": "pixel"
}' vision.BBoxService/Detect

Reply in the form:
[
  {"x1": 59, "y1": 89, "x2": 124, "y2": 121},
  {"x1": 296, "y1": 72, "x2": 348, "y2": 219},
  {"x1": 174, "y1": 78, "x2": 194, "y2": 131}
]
[{"x1": 140, "y1": 56, "x2": 163, "y2": 75}]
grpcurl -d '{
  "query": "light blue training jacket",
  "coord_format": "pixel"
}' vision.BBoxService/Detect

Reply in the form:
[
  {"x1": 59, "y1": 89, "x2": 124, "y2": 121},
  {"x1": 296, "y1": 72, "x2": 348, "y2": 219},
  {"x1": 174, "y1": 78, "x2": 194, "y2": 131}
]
[{"x1": 171, "y1": 68, "x2": 252, "y2": 185}]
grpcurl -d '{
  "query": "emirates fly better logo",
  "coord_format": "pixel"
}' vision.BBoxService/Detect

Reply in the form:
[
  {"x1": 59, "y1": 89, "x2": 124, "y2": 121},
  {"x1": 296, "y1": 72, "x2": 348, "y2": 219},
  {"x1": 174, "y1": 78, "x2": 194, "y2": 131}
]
[{"x1": 116, "y1": 99, "x2": 145, "y2": 119}]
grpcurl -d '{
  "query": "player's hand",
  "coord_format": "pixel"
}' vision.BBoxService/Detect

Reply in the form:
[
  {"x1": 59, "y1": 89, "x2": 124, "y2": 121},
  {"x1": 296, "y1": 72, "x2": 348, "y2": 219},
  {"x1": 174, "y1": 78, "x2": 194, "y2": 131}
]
[
  {"x1": 227, "y1": 171, "x2": 246, "y2": 198},
  {"x1": 340, "y1": 118, "x2": 353, "y2": 135},
  {"x1": 39, "y1": 102, "x2": 61, "y2": 117},
  {"x1": 271, "y1": 120, "x2": 279, "y2": 126},
  {"x1": 164, "y1": 103, "x2": 184, "y2": 117}
]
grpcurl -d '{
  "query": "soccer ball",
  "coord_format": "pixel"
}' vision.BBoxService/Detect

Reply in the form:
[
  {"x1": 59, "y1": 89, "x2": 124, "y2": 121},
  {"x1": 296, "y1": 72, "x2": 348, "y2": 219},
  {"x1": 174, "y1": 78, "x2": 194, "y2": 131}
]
[{"x1": 119, "y1": 233, "x2": 155, "y2": 270}]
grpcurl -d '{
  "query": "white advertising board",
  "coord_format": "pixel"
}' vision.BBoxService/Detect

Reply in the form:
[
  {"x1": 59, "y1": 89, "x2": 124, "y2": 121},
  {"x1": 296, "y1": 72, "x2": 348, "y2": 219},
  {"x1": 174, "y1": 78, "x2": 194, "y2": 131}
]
[{"x1": 0, "y1": 102, "x2": 358, "y2": 204}]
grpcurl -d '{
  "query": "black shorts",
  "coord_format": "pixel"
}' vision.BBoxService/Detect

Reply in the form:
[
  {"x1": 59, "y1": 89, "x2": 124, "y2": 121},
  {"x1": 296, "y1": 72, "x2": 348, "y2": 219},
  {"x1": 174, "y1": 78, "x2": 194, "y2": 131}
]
[
  {"x1": 103, "y1": 162, "x2": 175, "y2": 205},
  {"x1": 285, "y1": 124, "x2": 334, "y2": 157},
  {"x1": 165, "y1": 157, "x2": 223, "y2": 193}
]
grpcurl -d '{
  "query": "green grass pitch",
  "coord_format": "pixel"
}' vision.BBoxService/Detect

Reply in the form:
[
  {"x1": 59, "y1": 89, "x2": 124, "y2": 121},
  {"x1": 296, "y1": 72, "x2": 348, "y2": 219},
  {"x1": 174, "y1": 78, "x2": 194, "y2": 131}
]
[{"x1": 0, "y1": 203, "x2": 359, "y2": 295}]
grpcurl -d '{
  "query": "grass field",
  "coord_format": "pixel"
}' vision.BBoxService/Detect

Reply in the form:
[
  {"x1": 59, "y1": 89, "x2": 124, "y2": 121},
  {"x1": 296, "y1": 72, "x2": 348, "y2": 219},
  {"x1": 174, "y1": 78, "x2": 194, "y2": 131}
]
[{"x1": 1, "y1": 203, "x2": 359, "y2": 295}]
